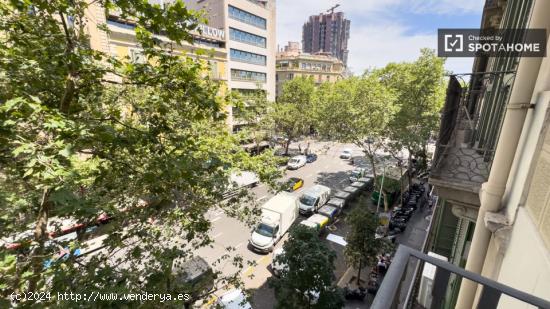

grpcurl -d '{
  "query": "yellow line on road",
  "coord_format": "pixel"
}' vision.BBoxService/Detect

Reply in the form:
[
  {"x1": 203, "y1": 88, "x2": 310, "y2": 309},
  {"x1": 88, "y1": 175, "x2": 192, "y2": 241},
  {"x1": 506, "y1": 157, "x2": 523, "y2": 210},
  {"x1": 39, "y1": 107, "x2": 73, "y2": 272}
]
[
  {"x1": 202, "y1": 295, "x2": 218, "y2": 308},
  {"x1": 243, "y1": 266, "x2": 254, "y2": 277},
  {"x1": 258, "y1": 255, "x2": 270, "y2": 265}
]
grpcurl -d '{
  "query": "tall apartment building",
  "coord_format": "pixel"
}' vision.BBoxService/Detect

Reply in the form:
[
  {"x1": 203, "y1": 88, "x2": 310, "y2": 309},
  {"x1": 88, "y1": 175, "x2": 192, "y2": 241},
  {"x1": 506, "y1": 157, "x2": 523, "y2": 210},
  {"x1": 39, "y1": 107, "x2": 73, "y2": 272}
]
[
  {"x1": 302, "y1": 11, "x2": 350, "y2": 66},
  {"x1": 185, "y1": 0, "x2": 276, "y2": 101},
  {"x1": 276, "y1": 41, "x2": 344, "y2": 98}
]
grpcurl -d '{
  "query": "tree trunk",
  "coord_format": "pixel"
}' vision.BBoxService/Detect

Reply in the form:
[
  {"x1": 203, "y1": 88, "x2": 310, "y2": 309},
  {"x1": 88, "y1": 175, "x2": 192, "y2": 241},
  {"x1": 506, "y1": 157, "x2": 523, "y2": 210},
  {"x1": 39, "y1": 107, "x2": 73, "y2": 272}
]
[
  {"x1": 356, "y1": 259, "x2": 363, "y2": 286},
  {"x1": 284, "y1": 138, "x2": 291, "y2": 155},
  {"x1": 28, "y1": 188, "x2": 51, "y2": 292}
]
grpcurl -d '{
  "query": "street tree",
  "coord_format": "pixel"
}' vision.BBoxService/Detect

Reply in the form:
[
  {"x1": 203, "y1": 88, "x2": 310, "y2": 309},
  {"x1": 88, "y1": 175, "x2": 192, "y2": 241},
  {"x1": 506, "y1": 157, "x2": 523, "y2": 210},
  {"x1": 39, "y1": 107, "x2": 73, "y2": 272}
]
[
  {"x1": 270, "y1": 225, "x2": 344, "y2": 309},
  {"x1": 377, "y1": 49, "x2": 446, "y2": 178},
  {"x1": 313, "y1": 76, "x2": 397, "y2": 180},
  {"x1": 344, "y1": 205, "x2": 384, "y2": 285},
  {"x1": 231, "y1": 86, "x2": 273, "y2": 154},
  {"x1": 272, "y1": 77, "x2": 316, "y2": 155},
  {"x1": 0, "y1": 0, "x2": 280, "y2": 306}
]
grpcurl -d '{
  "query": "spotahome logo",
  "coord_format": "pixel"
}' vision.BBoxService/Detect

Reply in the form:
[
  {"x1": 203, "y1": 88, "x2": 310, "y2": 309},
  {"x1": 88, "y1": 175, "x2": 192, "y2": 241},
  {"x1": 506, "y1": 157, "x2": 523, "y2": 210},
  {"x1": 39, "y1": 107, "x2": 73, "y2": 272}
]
[{"x1": 438, "y1": 29, "x2": 546, "y2": 57}]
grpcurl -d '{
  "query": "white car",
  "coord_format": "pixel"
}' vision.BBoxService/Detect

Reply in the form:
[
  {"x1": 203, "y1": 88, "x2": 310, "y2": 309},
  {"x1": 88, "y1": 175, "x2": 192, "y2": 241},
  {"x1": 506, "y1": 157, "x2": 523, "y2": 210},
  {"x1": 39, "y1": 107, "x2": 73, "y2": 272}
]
[
  {"x1": 340, "y1": 148, "x2": 352, "y2": 159},
  {"x1": 216, "y1": 289, "x2": 252, "y2": 309},
  {"x1": 287, "y1": 155, "x2": 307, "y2": 170}
]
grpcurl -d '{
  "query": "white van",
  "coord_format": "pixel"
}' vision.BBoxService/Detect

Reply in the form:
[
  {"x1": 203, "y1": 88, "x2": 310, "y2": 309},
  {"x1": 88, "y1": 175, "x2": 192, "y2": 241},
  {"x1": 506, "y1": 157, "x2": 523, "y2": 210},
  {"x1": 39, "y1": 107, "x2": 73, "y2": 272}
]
[
  {"x1": 287, "y1": 155, "x2": 307, "y2": 170},
  {"x1": 298, "y1": 184, "x2": 331, "y2": 215}
]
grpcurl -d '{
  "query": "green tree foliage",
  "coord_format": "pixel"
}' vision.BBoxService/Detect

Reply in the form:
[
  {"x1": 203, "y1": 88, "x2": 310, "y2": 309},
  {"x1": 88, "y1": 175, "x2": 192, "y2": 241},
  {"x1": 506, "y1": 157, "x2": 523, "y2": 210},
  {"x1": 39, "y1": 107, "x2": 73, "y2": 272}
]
[
  {"x1": 313, "y1": 75, "x2": 397, "y2": 179},
  {"x1": 377, "y1": 48, "x2": 446, "y2": 174},
  {"x1": 272, "y1": 77, "x2": 316, "y2": 154},
  {"x1": 231, "y1": 86, "x2": 273, "y2": 154},
  {"x1": 344, "y1": 205, "x2": 383, "y2": 285},
  {"x1": 0, "y1": 0, "x2": 280, "y2": 306},
  {"x1": 270, "y1": 225, "x2": 344, "y2": 309}
]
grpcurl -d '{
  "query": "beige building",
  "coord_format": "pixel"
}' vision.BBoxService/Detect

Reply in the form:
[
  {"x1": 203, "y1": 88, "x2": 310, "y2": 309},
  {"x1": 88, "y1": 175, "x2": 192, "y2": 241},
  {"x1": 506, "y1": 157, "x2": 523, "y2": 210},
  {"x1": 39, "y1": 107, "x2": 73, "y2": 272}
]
[
  {"x1": 184, "y1": 0, "x2": 276, "y2": 102},
  {"x1": 276, "y1": 41, "x2": 345, "y2": 98},
  {"x1": 87, "y1": 0, "x2": 276, "y2": 131},
  {"x1": 425, "y1": 0, "x2": 550, "y2": 308}
]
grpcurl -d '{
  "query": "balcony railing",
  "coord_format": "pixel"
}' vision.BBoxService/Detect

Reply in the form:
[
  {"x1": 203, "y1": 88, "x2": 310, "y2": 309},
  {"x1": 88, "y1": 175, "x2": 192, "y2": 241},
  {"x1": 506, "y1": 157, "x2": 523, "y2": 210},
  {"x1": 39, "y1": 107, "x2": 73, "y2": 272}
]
[
  {"x1": 372, "y1": 245, "x2": 550, "y2": 309},
  {"x1": 430, "y1": 71, "x2": 515, "y2": 190}
]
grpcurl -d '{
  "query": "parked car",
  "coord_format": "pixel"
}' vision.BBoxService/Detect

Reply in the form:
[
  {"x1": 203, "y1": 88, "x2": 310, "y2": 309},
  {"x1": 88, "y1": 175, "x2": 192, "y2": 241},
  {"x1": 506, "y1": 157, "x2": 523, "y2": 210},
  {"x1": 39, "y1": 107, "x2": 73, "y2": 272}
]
[
  {"x1": 340, "y1": 148, "x2": 353, "y2": 159},
  {"x1": 306, "y1": 153, "x2": 318, "y2": 163},
  {"x1": 287, "y1": 155, "x2": 307, "y2": 170},
  {"x1": 298, "y1": 185, "x2": 331, "y2": 215},
  {"x1": 284, "y1": 177, "x2": 304, "y2": 192},
  {"x1": 216, "y1": 289, "x2": 252, "y2": 309}
]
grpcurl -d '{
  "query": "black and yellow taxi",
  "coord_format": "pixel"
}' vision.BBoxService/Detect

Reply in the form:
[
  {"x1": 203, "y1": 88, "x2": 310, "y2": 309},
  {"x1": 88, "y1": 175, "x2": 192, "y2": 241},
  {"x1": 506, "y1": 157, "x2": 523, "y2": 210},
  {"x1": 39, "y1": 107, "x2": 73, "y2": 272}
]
[{"x1": 285, "y1": 177, "x2": 304, "y2": 192}]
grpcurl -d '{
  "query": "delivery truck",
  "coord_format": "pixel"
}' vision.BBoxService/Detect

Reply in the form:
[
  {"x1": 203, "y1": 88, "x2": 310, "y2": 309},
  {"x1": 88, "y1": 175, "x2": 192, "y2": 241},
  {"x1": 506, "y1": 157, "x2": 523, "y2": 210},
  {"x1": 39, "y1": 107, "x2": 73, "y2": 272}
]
[{"x1": 249, "y1": 193, "x2": 299, "y2": 253}]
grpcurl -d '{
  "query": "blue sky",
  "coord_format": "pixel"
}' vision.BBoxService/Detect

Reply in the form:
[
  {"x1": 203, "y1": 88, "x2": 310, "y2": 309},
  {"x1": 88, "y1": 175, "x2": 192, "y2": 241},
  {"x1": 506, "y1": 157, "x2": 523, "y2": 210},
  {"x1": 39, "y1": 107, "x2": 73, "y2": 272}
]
[{"x1": 277, "y1": 0, "x2": 485, "y2": 75}]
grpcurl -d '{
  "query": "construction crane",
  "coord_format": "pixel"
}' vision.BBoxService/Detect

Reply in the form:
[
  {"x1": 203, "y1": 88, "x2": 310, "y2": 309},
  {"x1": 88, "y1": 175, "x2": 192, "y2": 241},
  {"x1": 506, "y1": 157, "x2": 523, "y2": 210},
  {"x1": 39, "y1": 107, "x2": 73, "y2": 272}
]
[{"x1": 326, "y1": 4, "x2": 340, "y2": 14}]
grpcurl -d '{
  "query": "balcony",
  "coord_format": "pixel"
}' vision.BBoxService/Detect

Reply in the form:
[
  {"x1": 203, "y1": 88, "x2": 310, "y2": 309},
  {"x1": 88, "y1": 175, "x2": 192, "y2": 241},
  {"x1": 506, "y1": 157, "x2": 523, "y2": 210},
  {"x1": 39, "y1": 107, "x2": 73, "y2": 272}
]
[
  {"x1": 371, "y1": 245, "x2": 550, "y2": 309},
  {"x1": 429, "y1": 72, "x2": 514, "y2": 207}
]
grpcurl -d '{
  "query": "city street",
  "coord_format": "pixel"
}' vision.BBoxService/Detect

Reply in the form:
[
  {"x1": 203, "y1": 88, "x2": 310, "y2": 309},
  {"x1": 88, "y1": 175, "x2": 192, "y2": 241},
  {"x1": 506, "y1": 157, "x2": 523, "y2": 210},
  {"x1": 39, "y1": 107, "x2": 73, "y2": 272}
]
[{"x1": 195, "y1": 140, "x2": 363, "y2": 306}]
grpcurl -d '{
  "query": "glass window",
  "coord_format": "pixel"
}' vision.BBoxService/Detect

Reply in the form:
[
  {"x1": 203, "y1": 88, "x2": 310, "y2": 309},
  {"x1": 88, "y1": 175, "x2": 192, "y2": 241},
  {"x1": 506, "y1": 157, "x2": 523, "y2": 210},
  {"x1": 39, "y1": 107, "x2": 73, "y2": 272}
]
[
  {"x1": 228, "y1": 5, "x2": 267, "y2": 29},
  {"x1": 230, "y1": 48, "x2": 266, "y2": 66},
  {"x1": 231, "y1": 69, "x2": 266, "y2": 83}
]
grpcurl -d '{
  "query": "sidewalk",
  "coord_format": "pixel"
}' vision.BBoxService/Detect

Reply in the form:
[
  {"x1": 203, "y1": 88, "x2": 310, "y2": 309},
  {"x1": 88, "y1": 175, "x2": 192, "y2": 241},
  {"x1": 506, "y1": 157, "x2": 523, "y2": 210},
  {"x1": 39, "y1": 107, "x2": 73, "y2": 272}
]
[{"x1": 335, "y1": 181, "x2": 432, "y2": 308}]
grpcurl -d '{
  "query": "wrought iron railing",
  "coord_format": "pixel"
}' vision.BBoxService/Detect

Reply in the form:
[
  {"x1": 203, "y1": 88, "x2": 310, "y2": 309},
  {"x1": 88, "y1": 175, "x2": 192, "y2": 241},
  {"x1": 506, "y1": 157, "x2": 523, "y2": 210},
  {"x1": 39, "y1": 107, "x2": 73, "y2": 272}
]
[
  {"x1": 371, "y1": 245, "x2": 550, "y2": 309},
  {"x1": 431, "y1": 71, "x2": 515, "y2": 184}
]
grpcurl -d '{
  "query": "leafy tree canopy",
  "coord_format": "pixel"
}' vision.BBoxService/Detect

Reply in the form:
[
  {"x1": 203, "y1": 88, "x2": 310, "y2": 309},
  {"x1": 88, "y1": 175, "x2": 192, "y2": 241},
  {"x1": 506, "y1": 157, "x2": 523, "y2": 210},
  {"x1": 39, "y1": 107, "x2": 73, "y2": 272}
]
[
  {"x1": 0, "y1": 0, "x2": 280, "y2": 306},
  {"x1": 270, "y1": 225, "x2": 344, "y2": 309}
]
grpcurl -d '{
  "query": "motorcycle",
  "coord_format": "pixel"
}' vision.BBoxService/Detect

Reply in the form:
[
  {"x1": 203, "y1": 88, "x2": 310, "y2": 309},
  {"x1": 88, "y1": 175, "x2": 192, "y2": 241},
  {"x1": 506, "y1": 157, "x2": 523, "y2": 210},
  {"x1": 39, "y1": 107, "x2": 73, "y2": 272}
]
[{"x1": 344, "y1": 286, "x2": 367, "y2": 301}]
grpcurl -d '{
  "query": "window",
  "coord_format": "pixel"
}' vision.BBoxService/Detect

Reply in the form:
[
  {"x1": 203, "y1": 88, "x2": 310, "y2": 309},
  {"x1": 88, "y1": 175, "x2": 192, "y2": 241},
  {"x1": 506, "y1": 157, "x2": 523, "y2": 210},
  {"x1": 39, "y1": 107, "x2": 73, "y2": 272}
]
[
  {"x1": 231, "y1": 69, "x2": 266, "y2": 83},
  {"x1": 229, "y1": 28, "x2": 266, "y2": 48},
  {"x1": 228, "y1": 5, "x2": 266, "y2": 29},
  {"x1": 230, "y1": 49, "x2": 266, "y2": 66}
]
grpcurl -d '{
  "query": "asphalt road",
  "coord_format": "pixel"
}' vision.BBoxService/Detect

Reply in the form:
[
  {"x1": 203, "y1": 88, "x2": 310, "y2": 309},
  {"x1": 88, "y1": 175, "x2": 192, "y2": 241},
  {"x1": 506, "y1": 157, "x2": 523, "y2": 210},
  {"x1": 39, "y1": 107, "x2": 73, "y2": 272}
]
[{"x1": 195, "y1": 140, "x2": 364, "y2": 307}]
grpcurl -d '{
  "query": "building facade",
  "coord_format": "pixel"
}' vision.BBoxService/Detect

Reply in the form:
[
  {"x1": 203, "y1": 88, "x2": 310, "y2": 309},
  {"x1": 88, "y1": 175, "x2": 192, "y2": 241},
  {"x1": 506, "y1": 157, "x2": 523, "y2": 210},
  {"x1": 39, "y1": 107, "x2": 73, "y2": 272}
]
[
  {"x1": 427, "y1": 0, "x2": 550, "y2": 308},
  {"x1": 183, "y1": 0, "x2": 276, "y2": 131},
  {"x1": 185, "y1": 0, "x2": 276, "y2": 100},
  {"x1": 302, "y1": 11, "x2": 350, "y2": 66},
  {"x1": 276, "y1": 41, "x2": 344, "y2": 98}
]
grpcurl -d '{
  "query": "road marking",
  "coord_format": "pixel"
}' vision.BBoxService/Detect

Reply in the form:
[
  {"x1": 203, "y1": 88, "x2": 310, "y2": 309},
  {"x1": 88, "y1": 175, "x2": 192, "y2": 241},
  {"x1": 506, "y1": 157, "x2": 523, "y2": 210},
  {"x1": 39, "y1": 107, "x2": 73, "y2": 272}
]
[
  {"x1": 211, "y1": 216, "x2": 222, "y2": 223},
  {"x1": 235, "y1": 242, "x2": 244, "y2": 249},
  {"x1": 306, "y1": 173, "x2": 313, "y2": 178},
  {"x1": 202, "y1": 295, "x2": 218, "y2": 308},
  {"x1": 257, "y1": 195, "x2": 267, "y2": 202},
  {"x1": 258, "y1": 255, "x2": 271, "y2": 265},
  {"x1": 243, "y1": 266, "x2": 254, "y2": 277},
  {"x1": 213, "y1": 232, "x2": 223, "y2": 239}
]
